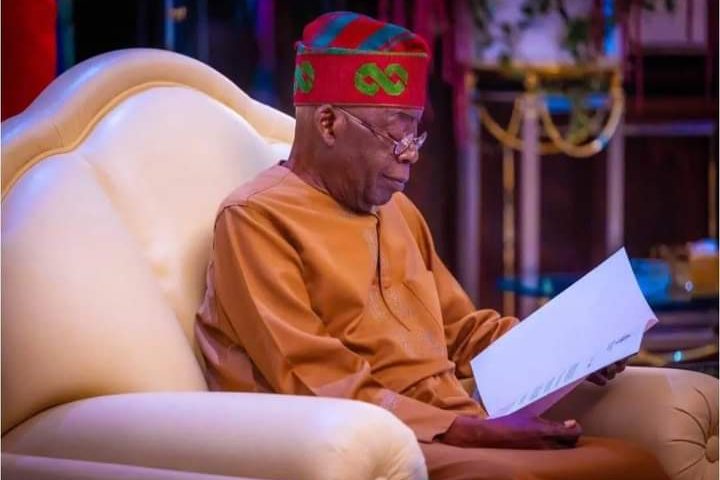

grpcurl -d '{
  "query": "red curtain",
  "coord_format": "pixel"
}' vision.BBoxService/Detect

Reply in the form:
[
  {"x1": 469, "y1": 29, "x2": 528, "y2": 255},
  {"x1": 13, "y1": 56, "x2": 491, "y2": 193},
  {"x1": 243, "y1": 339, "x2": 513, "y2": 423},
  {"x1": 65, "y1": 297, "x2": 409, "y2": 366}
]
[{"x1": 2, "y1": 0, "x2": 57, "y2": 120}]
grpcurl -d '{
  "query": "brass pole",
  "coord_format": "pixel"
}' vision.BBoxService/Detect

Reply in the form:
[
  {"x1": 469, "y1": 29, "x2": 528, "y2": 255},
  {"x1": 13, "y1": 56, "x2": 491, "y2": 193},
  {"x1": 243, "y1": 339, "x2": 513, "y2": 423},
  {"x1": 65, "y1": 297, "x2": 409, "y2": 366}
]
[
  {"x1": 502, "y1": 144, "x2": 516, "y2": 316},
  {"x1": 709, "y1": 131, "x2": 717, "y2": 239}
]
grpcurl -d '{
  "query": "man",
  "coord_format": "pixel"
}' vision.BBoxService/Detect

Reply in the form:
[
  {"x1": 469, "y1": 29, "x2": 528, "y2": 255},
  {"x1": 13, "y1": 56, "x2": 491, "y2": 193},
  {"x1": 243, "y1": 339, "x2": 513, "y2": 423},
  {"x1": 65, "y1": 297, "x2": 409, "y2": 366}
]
[{"x1": 196, "y1": 12, "x2": 668, "y2": 480}]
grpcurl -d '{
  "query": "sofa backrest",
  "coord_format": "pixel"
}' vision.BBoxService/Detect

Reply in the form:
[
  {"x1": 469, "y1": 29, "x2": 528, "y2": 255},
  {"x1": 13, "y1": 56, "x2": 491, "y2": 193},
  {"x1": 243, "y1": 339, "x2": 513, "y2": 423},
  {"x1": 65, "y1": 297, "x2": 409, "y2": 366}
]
[{"x1": 1, "y1": 49, "x2": 295, "y2": 433}]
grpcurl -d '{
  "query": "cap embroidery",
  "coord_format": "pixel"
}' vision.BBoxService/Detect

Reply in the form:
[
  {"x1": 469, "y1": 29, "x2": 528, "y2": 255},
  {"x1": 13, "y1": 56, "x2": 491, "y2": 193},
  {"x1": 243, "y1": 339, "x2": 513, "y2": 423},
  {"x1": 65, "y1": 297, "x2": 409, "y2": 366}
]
[
  {"x1": 354, "y1": 63, "x2": 407, "y2": 96},
  {"x1": 294, "y1": 61, "x2": 315, "y2": 94}
]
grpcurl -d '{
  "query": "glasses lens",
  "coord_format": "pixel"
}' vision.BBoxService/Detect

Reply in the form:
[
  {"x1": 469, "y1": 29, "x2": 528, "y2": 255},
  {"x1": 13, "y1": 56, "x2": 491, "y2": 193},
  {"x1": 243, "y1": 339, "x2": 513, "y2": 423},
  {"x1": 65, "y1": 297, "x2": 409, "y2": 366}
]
[
  {"x1": 415, "y1": 131, "x2": 428, "y2": 150},
  {"x1": 394, "y1": 135, "x2": 411, "y2": 156},
  {"x1": 394, "y1": 132, "x2": 427, "y2": 156}
]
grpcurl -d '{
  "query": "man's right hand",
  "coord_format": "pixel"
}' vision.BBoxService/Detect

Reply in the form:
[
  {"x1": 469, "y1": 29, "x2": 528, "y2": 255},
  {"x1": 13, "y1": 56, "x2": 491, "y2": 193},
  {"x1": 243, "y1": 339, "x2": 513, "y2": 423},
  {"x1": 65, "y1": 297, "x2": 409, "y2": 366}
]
[{"x1": 439, "y1": 413, "x2": 582, "y2": 450}]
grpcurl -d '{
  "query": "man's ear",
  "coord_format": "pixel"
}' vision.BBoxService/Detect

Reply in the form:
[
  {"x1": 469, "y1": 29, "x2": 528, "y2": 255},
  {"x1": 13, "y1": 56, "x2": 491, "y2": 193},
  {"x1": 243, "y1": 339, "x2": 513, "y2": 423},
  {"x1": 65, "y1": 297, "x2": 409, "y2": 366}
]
[{"x1": 314, "y1": 104, "x2": 341, "y2": 146}]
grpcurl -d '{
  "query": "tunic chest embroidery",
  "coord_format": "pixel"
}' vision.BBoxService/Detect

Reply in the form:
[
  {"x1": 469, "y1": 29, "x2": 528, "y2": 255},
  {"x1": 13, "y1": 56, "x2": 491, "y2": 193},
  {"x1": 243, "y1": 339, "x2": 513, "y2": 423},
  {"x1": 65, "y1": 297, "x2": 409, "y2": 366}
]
[
  {"x1": 399, "y1": 328, "x2": 447, "y2": 358},
  {"x1": 365, "y1": 285, "x2": 390, "y2": 322},
  {"x1": 382, "y1": 285, "x2": 412, "y2": 328},
  {"x1": 361, "y1": 227, "x2": 379, "y2": 274}
]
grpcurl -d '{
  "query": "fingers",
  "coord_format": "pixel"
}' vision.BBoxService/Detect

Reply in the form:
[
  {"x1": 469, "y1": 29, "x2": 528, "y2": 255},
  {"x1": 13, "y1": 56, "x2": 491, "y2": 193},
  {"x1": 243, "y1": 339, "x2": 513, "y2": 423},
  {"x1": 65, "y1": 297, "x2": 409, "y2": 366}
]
[
  {"x1": 473, "y1": 414, "x2": 584, "y2": 450},
  {"x1": 604, "y1": 360, "x2": 629, "y2": 380},
  {"x1": 540, "y1": 419, "x2": 582, "y2": 449},
  {"x1": 554, "y1": 436, "x2": 580, "y2": 448},
  {"x1": 586, "y1": 372, "x2": 608, "y2": 386},
  {"x1": 560, "y1": 422, "x2": 581, "y2": 449},
  {"x1": 538, "y1": 417, "x2": 582, "y2": 446},
  {"x1": 615, "y1": 359, "x2": 627, "y2": 373},
  {"x1": 563, "y1": 419, "x2": 577, "y2": 428},
  {"x1": 588, "y1": 360, "x2": 628, "y2": 386},
  {"x1": 558, "y1": 418, "x2": 582, "y2": 436},
  {"x1": 604, "y1": 363, "x2": 617, "y2": 381}
]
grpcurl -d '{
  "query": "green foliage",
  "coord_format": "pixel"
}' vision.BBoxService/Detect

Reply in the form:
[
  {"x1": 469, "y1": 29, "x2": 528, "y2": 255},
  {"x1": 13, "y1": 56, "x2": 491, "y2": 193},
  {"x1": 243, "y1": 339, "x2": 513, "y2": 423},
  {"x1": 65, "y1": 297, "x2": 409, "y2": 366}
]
[{"x1": 472, "y1": 0, "x2": 676, "y2": 66}]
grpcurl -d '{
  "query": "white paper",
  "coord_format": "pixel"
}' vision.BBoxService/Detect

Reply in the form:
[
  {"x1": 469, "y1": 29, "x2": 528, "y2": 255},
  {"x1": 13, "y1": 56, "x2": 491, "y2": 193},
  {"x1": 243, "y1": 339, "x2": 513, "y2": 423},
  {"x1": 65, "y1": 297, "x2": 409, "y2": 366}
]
[{"x1": 470, "y1": 248, "x2": 658, "y2": 418}]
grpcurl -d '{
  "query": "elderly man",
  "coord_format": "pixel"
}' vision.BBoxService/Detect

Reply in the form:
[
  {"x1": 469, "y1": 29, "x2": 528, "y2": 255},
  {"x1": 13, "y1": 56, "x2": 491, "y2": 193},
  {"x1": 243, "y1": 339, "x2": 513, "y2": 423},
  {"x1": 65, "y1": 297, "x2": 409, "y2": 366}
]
[{"x1": 196, "y1": 12, "x2": 668, "y2": 480}]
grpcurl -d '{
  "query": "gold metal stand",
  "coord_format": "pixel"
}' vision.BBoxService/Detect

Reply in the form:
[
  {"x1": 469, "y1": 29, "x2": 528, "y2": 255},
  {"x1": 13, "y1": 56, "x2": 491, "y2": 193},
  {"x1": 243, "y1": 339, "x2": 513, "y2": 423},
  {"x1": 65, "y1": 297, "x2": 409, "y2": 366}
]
[{"x1": 476, "y1": 66, "x2": 625, "y2": 317}]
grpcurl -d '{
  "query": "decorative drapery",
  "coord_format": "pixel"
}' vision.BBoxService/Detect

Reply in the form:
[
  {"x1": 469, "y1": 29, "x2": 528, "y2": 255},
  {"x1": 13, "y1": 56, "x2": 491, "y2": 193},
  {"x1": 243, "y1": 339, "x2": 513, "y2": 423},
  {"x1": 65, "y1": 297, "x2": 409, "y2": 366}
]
[{"x1": 1, "y1": 0, "x2": 57, "y2": 120}]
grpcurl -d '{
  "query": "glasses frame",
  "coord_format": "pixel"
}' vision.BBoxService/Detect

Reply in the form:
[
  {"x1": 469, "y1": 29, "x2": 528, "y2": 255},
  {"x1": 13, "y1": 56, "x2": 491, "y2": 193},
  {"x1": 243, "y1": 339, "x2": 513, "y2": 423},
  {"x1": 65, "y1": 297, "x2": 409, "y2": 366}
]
[{"x1": 335, "y1": 106, "x2": 427, "y2": 157}]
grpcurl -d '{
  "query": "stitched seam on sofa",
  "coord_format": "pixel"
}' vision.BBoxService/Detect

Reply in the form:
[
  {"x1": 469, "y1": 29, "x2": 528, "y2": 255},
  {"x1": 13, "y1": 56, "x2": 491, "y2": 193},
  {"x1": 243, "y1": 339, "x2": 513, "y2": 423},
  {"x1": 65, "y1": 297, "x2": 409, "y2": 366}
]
[
  {"x1": 668, "y1": 437, "x2": 710, "y2": 449},
  {"x1": 3, "y1": 82, "x2": 260, "y2": 199},
  {"x1": 673, "y1": 405, "x2": 709, "y2": 440},
  {"x1": 693, "y1": 385, "x2": 717, "y2": 436},
  {"x1": 673, "y1": 455, "x2": 707, "y2": 476}
]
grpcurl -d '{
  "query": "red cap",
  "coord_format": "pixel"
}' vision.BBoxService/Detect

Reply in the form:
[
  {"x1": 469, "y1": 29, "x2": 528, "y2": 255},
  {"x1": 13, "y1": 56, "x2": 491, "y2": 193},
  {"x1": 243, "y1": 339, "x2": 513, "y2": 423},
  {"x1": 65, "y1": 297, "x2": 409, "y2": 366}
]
[{"x1": 293, "y1": 12, "x2": 430, "y2": 108}]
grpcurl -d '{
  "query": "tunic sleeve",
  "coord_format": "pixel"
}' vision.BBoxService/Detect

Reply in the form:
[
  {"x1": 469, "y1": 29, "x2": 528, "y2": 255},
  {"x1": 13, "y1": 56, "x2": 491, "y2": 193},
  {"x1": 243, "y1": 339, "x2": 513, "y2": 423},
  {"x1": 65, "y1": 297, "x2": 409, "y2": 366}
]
[
  {"x1": 211, "y1": 204, "x2": 457, "y2": 442},
  {"x1": 395, "y1": 195, "x2": 518, "y2": 379}
]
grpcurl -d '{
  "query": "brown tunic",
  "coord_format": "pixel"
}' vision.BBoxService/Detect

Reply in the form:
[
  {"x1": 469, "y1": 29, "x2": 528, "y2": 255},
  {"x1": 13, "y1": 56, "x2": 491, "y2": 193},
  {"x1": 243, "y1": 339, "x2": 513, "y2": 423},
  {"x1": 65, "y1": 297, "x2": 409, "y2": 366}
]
[
  {"x1": 196, "y1": 164, "x2": 668, "y2": 479},
  {"x1": 196, "y1": 164, "x2": 515, "y2": 442}
]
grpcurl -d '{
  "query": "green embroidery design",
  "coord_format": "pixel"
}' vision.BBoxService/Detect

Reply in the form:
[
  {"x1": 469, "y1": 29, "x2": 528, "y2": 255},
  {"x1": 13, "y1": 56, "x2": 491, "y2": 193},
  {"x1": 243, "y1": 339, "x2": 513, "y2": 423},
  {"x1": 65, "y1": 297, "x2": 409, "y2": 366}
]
[
  {"x1": 294, "y1": 61, "x2": 315, "y2": 93},
  {"x1": 354, "y1": 63, "x2": 408, "y2": 96}
]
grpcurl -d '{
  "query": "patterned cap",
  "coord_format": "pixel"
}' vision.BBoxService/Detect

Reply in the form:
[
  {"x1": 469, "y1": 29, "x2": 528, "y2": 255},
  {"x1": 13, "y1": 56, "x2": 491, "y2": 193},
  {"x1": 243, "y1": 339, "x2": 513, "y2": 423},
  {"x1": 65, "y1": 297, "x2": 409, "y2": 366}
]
[{"x1": 293, "y1": 12, "x2": 430, "y2": 108}]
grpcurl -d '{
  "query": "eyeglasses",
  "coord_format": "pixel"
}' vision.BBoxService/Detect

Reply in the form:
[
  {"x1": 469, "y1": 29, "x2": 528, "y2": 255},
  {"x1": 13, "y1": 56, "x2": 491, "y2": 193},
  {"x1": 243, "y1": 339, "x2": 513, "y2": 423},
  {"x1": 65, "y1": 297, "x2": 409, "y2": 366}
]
[{"x1": 336, "y1": 107, "x2": 427, "y2": 157}]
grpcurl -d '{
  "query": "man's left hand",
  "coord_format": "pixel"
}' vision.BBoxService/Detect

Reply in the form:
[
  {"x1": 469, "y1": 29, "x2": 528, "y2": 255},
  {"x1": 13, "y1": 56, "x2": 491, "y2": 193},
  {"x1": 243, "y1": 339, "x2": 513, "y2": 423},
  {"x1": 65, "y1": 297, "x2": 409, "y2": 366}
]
[{"x1": 586, "y1": 359, "x2": 628, "y2": 386}]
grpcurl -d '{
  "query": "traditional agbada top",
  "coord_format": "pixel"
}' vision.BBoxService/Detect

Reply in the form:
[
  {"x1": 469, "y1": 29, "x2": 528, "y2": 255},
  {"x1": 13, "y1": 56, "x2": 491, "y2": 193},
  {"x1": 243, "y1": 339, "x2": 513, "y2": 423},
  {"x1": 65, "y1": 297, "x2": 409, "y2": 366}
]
[{"x1": 195, "y1": 164, "x2": 518, "y2": 442}]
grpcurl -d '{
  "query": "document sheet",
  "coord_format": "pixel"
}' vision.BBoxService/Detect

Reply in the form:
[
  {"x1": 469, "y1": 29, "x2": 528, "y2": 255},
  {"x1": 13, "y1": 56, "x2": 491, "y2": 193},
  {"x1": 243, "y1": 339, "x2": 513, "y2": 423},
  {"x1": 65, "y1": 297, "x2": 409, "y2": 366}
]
[{"x1": 470, "y1": 248, "x2": 658, "y2": 418}]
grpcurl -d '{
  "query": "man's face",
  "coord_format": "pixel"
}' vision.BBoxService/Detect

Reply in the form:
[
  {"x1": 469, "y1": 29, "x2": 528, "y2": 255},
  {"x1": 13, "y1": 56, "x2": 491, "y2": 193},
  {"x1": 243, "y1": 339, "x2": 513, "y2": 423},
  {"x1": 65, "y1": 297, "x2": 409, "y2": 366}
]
[{"x1": 327, "y1": 106, "x2": 423, "y2": 213}]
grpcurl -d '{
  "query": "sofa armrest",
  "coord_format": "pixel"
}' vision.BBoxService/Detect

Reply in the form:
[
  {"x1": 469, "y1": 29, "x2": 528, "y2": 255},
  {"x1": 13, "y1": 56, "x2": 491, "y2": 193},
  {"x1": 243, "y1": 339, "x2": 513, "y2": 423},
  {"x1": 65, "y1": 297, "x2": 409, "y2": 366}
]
[
  {"x1": 546, "y1": 366, "x2": 718, "y2": 480},
  {"x1": 1, "y1": 453, "x2": 255, "y2": 480},
  {"x1": 2, "y1": 392, "x2": 426, "y2": 480}
]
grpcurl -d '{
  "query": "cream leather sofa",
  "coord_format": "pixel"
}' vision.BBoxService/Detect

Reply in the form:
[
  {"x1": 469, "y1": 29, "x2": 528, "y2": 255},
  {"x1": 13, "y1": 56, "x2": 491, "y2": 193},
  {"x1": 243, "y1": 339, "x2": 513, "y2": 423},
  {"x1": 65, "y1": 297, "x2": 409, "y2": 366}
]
[{"x1": 1, "y1": 48, "x2": 717, "y2": 480}]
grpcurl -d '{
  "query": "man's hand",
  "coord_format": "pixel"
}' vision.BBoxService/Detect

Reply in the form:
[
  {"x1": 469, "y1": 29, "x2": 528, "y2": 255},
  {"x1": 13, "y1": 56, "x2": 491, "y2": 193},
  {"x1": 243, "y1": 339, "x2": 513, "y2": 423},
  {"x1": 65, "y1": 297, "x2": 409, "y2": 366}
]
[
  {"x1": 439, "y1": 413, "x2": 582, "y2": 450},
  {"x1": 586, "y1": 359, "x2": 628, "y2": 386}
]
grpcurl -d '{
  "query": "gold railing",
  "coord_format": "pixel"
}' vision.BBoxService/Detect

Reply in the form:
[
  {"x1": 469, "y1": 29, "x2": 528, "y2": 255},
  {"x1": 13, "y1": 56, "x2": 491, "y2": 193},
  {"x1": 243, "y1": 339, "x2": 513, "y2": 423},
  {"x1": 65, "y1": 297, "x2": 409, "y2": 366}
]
[{"x1": 478, "y1": 69, "x2": 624, "y2": 158}]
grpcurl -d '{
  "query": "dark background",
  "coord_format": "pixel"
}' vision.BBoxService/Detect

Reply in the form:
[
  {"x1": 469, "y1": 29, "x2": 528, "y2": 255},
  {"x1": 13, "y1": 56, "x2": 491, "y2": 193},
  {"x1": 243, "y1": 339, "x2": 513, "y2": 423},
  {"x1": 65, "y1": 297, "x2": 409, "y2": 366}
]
[{"x1": 10, "y1": 0, "x2": 720, "y2": 309}]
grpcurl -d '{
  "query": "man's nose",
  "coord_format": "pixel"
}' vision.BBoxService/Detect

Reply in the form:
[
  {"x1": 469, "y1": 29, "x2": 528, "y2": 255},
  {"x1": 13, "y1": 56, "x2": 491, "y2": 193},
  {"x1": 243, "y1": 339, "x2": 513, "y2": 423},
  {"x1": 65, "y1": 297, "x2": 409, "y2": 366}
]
[{"x1": 397, "y1": 146, "x2": 420, "y2": 164}]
